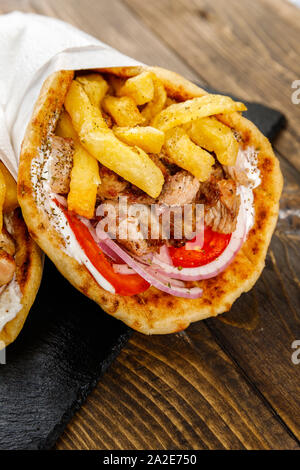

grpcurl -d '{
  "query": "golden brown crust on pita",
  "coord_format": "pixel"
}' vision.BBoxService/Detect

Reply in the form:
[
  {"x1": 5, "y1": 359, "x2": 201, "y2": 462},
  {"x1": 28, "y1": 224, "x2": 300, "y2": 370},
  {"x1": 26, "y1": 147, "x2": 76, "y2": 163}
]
[
  {"x1": 18, "y1": 67, "x2": 283, "y2": 334},
  {"x1": 0, "y1": 208, "x2": 43, "y2": 347}
]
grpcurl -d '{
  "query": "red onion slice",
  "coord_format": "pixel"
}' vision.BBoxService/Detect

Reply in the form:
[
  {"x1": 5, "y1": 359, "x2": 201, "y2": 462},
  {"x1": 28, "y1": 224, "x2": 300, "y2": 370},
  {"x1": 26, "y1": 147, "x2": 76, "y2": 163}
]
[
  {"x1": 151, "y1": 201, "x2": 247, "y2": 281},
  {"x1": 153, "y1": 245, "x2": 173, "y2": 265},
  {"x1": 102, "y1": 236, "x2": 203, "y2": 299},
  {"x1": 98, "y1": 241, "x2": 123, "y2": 263},
  {"x1": 146, "y1": 267, "x2": 185, "y2": 288},
  {"x1": 113, "y1": 263, "x2": 136, "y2": 275}
]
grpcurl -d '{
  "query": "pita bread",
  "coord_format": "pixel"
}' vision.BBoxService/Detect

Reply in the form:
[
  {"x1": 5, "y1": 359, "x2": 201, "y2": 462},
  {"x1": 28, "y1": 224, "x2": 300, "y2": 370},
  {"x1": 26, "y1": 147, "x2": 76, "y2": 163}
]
[
  {"x1": 0, "y1": 208, "x2": 43, "y2": 347},
  {"x1": 18, "y1": 67, "x2": 283, "y2": 334}
]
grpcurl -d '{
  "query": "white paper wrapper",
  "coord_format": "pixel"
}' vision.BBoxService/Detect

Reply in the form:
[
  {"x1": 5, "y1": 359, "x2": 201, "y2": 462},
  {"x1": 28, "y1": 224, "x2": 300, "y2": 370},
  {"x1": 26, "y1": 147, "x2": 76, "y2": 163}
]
[{"x1": 0, "y1": 11, "x2": 143, "y2": 180}]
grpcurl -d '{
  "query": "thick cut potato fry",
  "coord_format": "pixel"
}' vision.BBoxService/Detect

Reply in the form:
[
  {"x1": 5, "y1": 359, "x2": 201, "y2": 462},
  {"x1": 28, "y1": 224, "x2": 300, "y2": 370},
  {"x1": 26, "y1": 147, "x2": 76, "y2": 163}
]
[
  {"x1": 0, "y1": 168, "x2": 6, "y2": 232},
  {"x1": 56, "y1": 110, "x2": 78, "y2": 141},
  {"x1": 151, "y1": 94, "x2": 247, "y2": 132},
  {"x1": 65, "y1": 85, "x2": 164, "y2": 198},
  {"x1": 165, "y1": 128, "x2": 215, "y2": 182},
  {"x1": 113, "y1": 126, "x2": 165, "y2": 154},
  {"x1": 141, "y1": 79, "x2": 167, "y2": 124},
  {"x1": 76, "y1": 74, "x2": 109, "y2": 108},
  {"x1": 68, "y1": 145, "x2": 100, "y2": 219},
  {"x1": 102, "y1": 95, "x2": 145, "y2": 127},
  {"x1": 117, "y1": 72, "x2": 154, "y2": 105},
  {"x1": 81, "y1": 128, "x2": 163, "y2": 197},
  {"x1": 65, "y1": 80, "x2": 107, "y2": 133},
  {"x1": 0, "y1": 162, "x2": 18, "y2": 213},
  {"x1": 56, "y1": 111, "x2": 100, "y2": 219},
  {"x1": 186, "y1": 117, "x2": 239, "y2": 166}
]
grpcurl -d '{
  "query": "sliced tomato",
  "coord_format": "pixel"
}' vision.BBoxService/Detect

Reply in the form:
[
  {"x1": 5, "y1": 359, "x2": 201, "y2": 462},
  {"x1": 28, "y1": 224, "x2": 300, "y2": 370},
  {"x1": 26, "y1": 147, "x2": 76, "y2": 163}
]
[
  {"x1": 169, "y1": 226, "x2": 231, "y2": 268},
  {"x1": 55, "y1": 200, "x2": 149, "y2": 296}
]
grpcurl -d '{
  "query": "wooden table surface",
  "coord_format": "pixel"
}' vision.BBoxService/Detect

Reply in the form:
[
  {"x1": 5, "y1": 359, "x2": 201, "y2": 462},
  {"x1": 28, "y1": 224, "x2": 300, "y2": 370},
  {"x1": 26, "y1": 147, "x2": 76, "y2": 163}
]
[{"x1": 1, "y1": 0, "x2": 300, "y2": 450}]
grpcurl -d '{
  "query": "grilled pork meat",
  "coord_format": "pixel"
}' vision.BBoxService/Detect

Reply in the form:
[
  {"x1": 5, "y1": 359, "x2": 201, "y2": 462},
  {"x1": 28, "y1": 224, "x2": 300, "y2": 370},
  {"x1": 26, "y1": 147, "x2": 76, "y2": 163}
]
[
  {"x1": 158, "y1": 170, "x2": 200, "y2": 206},
  {"x1": 198, "y1": 173, "x2": 240, "y2": 234},
  {"x1": 126, "y1": 186, "x2": 156, "y2": 205},
  {"x1": 98, "y1": 200, "x2": 164, "y2": 256},
  {"x1": 97, "y1": 166, "x2": 129, "y2": 200},
  {"x1": 49, "y1": 136, "x2": 74, "y2": 194}
]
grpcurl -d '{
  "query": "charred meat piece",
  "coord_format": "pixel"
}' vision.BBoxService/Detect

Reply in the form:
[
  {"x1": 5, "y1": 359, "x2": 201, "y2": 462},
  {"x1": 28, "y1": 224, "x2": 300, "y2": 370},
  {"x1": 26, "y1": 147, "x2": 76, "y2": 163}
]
[
  {"x1": 204, "y1": 196, "x2": 240, "y2": 234},
  {"x1": 126, "y1": 185, "x2": 156, "y2": 205},
  {"x1": 199, "y1": 178, "x2": 240, "y2": 234},
  {"x1": 49, "y1": 136, "x2": 74, "y2": 194},
  {"x1": 196, "y1": 161, "x2": 240, "y2": 234},
  {"x1": 159, "y1": 170, "x2": 200, "y2": 206},
  {"x1": 210, "y1": 161, "x2": 225, "y2": 180},
  {"x1": 97, "y1": 167, "x2": 129, "y2": 200},
  {"x1": 158, "y1": 147, "x2": 182, "y2": 175},
  {"x1": 165, "y1": 203, "x2": 200, "y2": 248},
  {"x1": 98, "y1": 200, "x2": 164, "y2": 257},
  {"x1": 196, "y1": 163, "x2": 224, "y2": 206}
]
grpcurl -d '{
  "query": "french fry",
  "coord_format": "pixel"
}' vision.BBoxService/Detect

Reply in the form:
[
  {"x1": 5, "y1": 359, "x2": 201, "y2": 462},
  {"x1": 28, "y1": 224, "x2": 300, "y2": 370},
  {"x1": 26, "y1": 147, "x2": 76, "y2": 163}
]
[
  {"x1": 56, "y1": 109, "x2": 79, "y2": 141},
  {"x1": 65, "y1": 80, "x2": 107, "y2": 134},
  {"x1": 186, "y1": 117, "x2": 239, "y2": 166},
  {"x1": 113, "y1": 126, "x2": 165, "y2": 154},
  {"x1": 0, "y1": 168, "x2": 6, "y2": 232},
  {"x1": 56, "y1": 111, "x2": 100, "y2": 219},
  {"x1": 165, "y1": 127, "x2": 215, "y2": 181},
  {"x1": 67, "y1": 145, "x2": 100, "y2": 219},
  {"x1": 0, "y1": 162, "x2": 18, "y2": 213},
  {"x1": 76, "y1": 74, "x2": 109, "y2": 108},
  {"x1": 141, "y1": 79, "x2": 167, "y2": 124},
  {"x1": 117, "y1": 71, "x2": 154, "y2": 105},
  {"x1": 65, "y1": 83, "x2": 164, "y2": 198},
  {"x1": 102, "y1": 95, "x2": 145, "y2": 127},
  {"x1": 151, "y1": 94, "x2": 247, "y2": 132}
]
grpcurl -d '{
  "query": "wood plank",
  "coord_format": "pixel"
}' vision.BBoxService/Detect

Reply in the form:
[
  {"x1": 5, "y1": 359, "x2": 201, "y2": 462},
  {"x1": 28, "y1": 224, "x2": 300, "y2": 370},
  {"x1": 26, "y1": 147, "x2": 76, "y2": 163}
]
[
  {"x1": 26, "y1": 0, "x2": 199, "y2": 82},
  {"x1": 0, "y1": 0, "x2": 299, "y2": 450},
  {"x1": 125, "y1": 0, "x2": 300, "y2": 171},
  {"x1": 56, "y1": 325, "x2": 299, "y2": 450}
]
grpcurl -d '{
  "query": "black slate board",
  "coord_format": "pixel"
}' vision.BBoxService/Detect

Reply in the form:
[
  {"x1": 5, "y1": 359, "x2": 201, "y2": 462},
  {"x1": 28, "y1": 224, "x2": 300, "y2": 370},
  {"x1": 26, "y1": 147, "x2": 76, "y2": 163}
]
[
  {"x1": 242, "y1": 101, "x2": 285, "y2": 141},
  {"x1": 0, "y1": 96, "x2": 285, "y2": 450}
]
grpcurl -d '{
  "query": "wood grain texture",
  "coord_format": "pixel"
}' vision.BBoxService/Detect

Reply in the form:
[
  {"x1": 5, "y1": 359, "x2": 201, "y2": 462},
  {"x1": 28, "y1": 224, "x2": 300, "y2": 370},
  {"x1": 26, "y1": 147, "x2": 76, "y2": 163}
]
[
  {"x1": 0, "y1": 0, "x2": 299, "y2": 450},
  {"x1": 126, "y1": 0, "x2": 300, "y2": 172},
  {"x1": 57, "y1": 329, "x2": 299, "y2": 450}
]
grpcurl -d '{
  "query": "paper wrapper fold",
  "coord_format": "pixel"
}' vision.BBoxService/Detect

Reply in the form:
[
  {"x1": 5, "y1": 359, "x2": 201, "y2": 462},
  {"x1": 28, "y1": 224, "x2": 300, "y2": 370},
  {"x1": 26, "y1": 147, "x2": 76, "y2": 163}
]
[{"x1": 0, "y1": 11, "x2": 142, "y2": 179}]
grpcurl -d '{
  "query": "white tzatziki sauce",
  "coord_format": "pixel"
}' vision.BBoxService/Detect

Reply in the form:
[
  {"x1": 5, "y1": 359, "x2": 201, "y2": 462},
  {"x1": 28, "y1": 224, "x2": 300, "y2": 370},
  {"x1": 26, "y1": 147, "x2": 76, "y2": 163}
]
[
  {"x1": 0, "y1": 214, "x2": 22, "y2": 332},
  {"x1": 228, "y1": 146, "x2": 261, "y2": 235},
  {"x1": 0, "y1": 277, "x2": 22, "y2": 332},
  {"x1": 31, "y1": 137, "x2": 115, "y2": 294}
]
